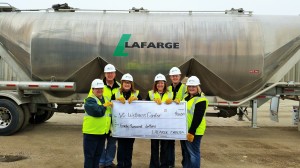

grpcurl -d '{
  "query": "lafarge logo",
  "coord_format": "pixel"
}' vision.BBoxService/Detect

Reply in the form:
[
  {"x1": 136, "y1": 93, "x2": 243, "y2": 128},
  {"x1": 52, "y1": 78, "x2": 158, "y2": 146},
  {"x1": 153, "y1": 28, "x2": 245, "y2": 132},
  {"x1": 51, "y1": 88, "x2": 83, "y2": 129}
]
[{"x1": 113, "y1": 34, "x2": 180, "y2": 57}]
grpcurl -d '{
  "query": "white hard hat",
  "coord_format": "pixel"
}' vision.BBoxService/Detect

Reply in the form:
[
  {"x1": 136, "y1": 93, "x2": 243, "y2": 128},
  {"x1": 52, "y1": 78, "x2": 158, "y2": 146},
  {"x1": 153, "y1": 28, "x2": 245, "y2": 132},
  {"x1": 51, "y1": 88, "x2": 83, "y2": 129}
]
[
  {"x1": 121, "y1": 73, "x2": 133, "y2": 82},
  {"x1": 154, "y1": 73, "x2": 166, "y2": 82},
  {"x1": 186, "y1": 76, "x2": 201, "y2": 86},
  {"x1": 104, "y1": 64, "x2": 116, "y2": 72},
  {"x1": 169, "y1": 67, "x2": 181, "y2": 75},
  {"x1": 91, "y1": 79, "x2": 105, "y2": 88}
]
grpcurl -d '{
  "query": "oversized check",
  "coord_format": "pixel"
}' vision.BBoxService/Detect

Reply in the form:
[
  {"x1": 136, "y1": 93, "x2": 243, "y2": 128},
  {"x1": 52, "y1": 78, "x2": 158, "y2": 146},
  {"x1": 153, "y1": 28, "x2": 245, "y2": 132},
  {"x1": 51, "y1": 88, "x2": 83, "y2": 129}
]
[{"x1": 111, "y1": 101, "x2": 187, "y2": 140}]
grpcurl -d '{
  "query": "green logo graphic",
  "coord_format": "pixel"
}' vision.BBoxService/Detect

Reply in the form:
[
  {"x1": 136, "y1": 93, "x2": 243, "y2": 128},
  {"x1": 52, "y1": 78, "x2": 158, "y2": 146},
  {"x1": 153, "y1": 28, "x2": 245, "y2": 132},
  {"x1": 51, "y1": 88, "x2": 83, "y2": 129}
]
[
  {"x1": 113, "y1": 34, "x2": 131, "y2": 57},
  {"x1": 113, "y1": 34, "x2": 180, "y2": 56}
]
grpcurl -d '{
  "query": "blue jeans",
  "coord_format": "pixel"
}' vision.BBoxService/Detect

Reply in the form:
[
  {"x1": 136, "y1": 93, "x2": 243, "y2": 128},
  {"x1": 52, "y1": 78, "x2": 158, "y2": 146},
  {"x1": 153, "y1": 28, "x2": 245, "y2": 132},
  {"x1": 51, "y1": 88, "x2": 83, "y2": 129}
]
[
  {"x1": 99, "y1": 135, "x2": 117, "y2": 166},
  {"x1": 83, "y1": 134, "x2": 106, "y2": 168},
  {"x1": 180, "y1": 135, "x2": 202, "y2": 168},
  {"x1": 117, "y1": 138, "x2": 135, "y2": 168}
]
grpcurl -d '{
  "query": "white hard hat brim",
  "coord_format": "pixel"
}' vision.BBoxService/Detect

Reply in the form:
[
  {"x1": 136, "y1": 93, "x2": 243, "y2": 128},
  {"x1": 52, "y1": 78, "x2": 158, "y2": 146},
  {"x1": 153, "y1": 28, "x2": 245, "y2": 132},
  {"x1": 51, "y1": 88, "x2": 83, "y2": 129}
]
[
  {"x1": 104, "y1": 70, "x2": 116, "y2": 72},
  {"x1": 92, "y1": 85, "x2": 104, "y2": 88}
]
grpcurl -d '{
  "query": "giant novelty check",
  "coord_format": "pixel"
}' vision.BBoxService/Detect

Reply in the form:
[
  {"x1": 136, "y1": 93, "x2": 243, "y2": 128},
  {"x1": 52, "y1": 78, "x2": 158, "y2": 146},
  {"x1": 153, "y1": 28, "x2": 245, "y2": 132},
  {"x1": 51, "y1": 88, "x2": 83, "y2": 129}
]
[{"x1": 111, "y1": 101, "x2": 187, "y2": 140}]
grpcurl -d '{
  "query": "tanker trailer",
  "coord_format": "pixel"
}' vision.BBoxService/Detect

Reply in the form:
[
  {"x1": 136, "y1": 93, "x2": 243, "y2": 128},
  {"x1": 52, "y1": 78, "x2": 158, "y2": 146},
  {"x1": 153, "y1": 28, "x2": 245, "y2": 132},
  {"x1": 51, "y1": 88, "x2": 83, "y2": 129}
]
[{"x1": 1, "y1": 5, "x2": 300, "y2": 135}]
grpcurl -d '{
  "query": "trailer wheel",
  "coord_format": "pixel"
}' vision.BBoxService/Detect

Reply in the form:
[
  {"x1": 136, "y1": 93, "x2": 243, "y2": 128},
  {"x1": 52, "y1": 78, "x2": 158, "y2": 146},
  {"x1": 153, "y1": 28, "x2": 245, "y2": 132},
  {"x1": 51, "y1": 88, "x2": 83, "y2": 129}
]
[
  {"x1": 0, "y1": 99, "x2": 25, "y2": 136},
  {"x1": 19, "y1": 105, "x2": 31, "y2": 131},
  {"x1": 29, "y1": 104, "x2": 54, "y2": 124},
  {"x1": 46, "y1": 111, "x2": 55, "y2": 120},
  {"x1": 45, "y1": 103, "x2": 55, "y2": 121}
]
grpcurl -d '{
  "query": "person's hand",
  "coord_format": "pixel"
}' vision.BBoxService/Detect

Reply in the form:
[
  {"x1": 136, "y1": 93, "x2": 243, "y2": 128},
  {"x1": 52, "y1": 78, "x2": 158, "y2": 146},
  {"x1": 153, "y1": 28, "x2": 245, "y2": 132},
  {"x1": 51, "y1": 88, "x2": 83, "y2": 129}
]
[
  {"x1": 116, "y1": 97, "x2": 126, "y2": 104},
  {"x1": 186, "y1": 133, "x2": 194, "y2": 142},
  {"x1": 128, "y1": 96, "x2": 138, "y2": 104},
  {"x1": 165, "y1": 98, "x2": 172, "y2": 105},
  {"x1": 103, "y1": 102, "x2": 113, "y2": 107},
  {"x1": 154, "y1": 98, "x2": 162, "y2": 105},
  {"x1": 174, "y1": 98, "x2": 181, "y2": 104}
]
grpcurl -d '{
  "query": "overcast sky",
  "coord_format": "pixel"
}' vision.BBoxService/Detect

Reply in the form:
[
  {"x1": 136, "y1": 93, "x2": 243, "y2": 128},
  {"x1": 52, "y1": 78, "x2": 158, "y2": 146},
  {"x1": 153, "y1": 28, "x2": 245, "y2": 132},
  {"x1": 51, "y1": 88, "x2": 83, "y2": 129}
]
[{"x1": 5, "y1": 0, "x2": 300, "y2": 15}]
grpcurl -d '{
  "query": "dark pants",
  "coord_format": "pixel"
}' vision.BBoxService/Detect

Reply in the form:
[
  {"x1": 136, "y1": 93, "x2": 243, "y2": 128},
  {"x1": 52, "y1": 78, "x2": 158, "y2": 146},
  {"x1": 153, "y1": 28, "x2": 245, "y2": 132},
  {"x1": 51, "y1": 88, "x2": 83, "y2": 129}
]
[
  {"x1": 117, "y1": 138, "x2": 135, "y2": 168},
  {"x1": 83, "y1": 133, "x2": 106, "y2": 168},
  {"x1": 167, "y1": 140, "x2": 175, "y2": 167},
  {"x1": 149, "y1": 139, "x2": 168, "y2": 168}
]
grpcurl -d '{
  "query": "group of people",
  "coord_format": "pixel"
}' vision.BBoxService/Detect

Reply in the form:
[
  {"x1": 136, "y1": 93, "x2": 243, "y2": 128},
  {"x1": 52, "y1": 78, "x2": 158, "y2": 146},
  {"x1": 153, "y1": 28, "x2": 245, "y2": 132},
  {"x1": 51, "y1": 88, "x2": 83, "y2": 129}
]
[{"x1": 82, "y1": 64, "x2": 208, "y2": 168}]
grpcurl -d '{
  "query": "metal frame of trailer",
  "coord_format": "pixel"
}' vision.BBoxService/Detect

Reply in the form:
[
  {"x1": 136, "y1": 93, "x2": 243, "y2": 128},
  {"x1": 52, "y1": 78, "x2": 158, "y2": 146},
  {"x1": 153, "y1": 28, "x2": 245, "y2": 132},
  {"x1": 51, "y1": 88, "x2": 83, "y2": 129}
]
[
  {"x1": 206, "y1": 82, "x2": 300, "y2": 128},
  {"x1": 1, "y1": 80, "x2": 300, "y2": 135}
]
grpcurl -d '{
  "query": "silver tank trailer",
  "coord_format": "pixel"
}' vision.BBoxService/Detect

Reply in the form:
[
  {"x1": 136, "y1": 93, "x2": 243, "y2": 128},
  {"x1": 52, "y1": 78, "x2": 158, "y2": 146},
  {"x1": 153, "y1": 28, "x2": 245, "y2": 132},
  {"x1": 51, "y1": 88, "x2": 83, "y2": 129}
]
[{"x1": 1, "y1": 11, "x2": 300, "y2": 100}]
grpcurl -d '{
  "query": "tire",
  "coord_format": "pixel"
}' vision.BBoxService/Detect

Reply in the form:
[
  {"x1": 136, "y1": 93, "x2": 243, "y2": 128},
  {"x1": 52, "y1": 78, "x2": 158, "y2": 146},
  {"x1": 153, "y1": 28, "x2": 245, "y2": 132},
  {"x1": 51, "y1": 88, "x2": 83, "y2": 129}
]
[
  {"x1": 19, "y1": 104, "x2": 31, "y2": 131},
  {"x1": 29, "y1": 104, "x2": 54, "y2": 124},
  {"x1": 46, "y1": 111, "x2": 55, "y2": 121},
  {"x1": 0, "y1": 99, "x2": 25, "y2": 136},
  {"x1": 45, "y1": 103, "x2": 55, "y2": 121}
]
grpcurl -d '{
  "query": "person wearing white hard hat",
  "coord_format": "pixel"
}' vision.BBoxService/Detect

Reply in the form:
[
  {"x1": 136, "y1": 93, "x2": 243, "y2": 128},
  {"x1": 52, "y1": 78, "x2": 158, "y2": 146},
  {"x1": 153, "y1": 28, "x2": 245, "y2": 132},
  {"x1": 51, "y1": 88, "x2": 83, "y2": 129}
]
[
  {"x1": 167, "y1": 67, "x2": 187, "y2": 168},
  {"x1": 168, "y1": 67, "x2": 186, "y2": 103},
  {"x1": 180, "y1": 76, "x2": 208, "y2": 168},
  {"x1": 83, "y1": 79, "x2": 113, "y2": 168},
  {"x1": 146, "y1": 73, "x2": 173, "y2": 168},
  {"x1": 111, "y1": 73, "x2": 142, "y2": 168},
  {"x1": 98, "y1": 64, "x2": 120, "y2": 168}
]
